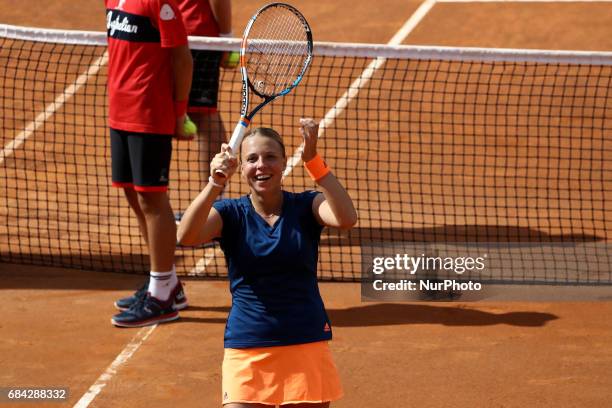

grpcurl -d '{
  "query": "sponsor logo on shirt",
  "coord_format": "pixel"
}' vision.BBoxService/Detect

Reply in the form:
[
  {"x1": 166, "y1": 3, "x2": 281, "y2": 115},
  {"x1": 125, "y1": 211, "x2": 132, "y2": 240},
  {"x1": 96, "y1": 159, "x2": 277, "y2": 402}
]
[
  {"x1": 107, "y1": 11, "x2": 138, "y2": 36},
  {"x1": 160, "y1": 4, "x2": 176, "y2": 21},
  {"x1": 106, "y1": 9, "x2": 161, "y2": 43}
]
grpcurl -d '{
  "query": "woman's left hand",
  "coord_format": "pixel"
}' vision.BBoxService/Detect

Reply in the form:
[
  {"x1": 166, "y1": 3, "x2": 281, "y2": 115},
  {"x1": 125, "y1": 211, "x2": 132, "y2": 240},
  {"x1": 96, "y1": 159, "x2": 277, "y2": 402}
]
[{"x1": 299, "y1": 118, "x2": 319, "y2": 162}]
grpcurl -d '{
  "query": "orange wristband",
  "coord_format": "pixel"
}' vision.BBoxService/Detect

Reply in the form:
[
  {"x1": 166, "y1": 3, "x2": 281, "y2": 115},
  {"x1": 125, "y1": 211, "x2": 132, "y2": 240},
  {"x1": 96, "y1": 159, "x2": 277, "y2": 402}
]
[
  {"x1": 304, "y1": 154, "x2": 330, "y2": 182},
  {"x1": 174, "y1": 100, "x2": 188, "y2": 117}
]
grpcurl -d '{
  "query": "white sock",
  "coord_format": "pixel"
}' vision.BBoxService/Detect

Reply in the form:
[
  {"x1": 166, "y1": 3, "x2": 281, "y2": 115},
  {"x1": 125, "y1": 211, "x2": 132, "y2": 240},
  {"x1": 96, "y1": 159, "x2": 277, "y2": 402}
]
[{"x1": 148, "y1": 266, "x2": 178, "y2": 302}]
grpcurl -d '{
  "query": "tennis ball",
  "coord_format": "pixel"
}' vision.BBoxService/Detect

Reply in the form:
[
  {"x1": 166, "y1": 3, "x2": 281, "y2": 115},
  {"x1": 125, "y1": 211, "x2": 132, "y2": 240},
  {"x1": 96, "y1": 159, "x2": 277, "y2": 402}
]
[
  {"x1": 183, "y1": 116, "x2": 198, "y2": 135},
  {"x1": 225, "y1": 51, "x2": 240, "y2": 68}
]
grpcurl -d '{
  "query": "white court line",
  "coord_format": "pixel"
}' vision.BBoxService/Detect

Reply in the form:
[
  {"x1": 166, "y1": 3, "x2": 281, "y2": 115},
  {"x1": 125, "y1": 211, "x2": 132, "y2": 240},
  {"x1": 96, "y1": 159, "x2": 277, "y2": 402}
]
[
  {"x1": 188, "y1": 246, "x2": 221, "y2": 276},
  {"x1": 283, "y1": 0, "x2": 438, "y2": 176},
  {"x1": 73, "y1": 325, "x2": 156, "y2": 408},
  {"x1": 72, "y1": 246, "x2": 214, "y2": 406},
  {"x1": 0, "y1": 52, "x2": 108, "y2": 165}
]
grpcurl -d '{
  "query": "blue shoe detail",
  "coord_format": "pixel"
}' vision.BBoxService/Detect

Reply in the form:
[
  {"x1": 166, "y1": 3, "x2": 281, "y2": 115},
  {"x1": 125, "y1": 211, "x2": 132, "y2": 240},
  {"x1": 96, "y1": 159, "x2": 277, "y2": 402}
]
[
  {"x1": 111, "y1": 294, "x2": 179, "y2": 328},
  {"x1": 114, "y1": 281, "x2": 188, "y2": 311},
  {"x1": 114, "y1": 282, "x2": 148, "y2": 311}
]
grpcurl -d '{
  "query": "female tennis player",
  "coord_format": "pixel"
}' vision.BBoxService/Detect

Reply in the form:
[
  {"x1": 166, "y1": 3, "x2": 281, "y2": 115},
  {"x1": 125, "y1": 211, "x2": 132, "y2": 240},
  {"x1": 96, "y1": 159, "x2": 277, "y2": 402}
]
[{"x1": 178, "y1": 117, "x2": 357, "y2": 407}]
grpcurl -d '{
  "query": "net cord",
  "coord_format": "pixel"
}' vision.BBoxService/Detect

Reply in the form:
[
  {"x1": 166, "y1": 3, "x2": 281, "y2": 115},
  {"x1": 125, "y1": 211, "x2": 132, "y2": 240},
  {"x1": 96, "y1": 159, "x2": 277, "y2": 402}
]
[{"x1": 2, "y1": 23, "x2": 611, "y2": 65}]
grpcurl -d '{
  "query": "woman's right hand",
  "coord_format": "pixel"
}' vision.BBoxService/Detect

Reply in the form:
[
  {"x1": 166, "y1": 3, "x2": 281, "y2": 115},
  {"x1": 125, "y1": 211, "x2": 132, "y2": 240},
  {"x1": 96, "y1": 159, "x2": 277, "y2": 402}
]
[{"x1": 210, "y1": 143, "x2": 238, "y2": 183}]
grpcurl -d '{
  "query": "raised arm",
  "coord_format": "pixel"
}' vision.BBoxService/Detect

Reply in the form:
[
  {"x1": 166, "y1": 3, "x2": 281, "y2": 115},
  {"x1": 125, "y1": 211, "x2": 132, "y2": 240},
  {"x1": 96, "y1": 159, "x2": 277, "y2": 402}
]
[
  {"x1": 300, "y1": 118, "x2": 358, "y2": 230},
  {"x1": 177, "y1": 144, "x2": 237, "y2": 246}
]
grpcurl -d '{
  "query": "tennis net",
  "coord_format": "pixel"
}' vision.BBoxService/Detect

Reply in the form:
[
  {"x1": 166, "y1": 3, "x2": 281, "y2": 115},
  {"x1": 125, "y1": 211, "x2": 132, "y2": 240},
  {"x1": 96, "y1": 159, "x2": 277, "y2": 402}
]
[{"x1": 1, "y1": 24, "x2": 610, "y2": 284}]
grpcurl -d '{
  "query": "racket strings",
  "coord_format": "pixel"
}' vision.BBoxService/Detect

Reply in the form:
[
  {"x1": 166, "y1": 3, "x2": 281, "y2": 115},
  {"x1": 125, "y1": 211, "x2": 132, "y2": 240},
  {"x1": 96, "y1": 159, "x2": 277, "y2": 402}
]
[
  {"x1": 246, "y1": 7, "x2": 310, "y2": 96},
  {"x1": 248, "y1": 42, "x2": 306, "y2": 94}
]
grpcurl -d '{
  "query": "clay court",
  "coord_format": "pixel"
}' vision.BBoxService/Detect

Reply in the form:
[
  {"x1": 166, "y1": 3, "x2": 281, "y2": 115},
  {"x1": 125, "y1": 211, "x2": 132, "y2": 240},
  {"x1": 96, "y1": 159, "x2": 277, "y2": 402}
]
[{"x1": 1, "y1": 0, "x2": 611, "y2": 407}]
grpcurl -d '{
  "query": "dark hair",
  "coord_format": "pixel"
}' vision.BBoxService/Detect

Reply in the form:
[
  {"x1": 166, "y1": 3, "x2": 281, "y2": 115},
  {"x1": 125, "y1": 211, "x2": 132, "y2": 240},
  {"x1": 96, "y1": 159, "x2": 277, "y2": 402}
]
[{"x1": 241, "y1": 127, "x2": 286, "y2": 158}]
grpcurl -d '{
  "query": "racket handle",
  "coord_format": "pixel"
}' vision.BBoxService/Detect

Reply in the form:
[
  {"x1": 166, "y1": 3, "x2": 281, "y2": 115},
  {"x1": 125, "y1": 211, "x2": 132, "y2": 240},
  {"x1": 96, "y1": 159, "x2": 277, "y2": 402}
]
[
  {"x1": 228, "y1": 120, "x2": 248, "y2": 152},
  {"x1": 214, "y1": 121, "x2": 248, "y2": 178}
]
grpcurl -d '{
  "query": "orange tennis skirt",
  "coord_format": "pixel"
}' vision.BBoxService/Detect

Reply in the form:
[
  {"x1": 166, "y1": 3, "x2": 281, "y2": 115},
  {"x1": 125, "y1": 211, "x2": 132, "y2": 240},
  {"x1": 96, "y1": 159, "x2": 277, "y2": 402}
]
[{"x1": 222, "y1": 341, "x2": 343, "y2": 405}]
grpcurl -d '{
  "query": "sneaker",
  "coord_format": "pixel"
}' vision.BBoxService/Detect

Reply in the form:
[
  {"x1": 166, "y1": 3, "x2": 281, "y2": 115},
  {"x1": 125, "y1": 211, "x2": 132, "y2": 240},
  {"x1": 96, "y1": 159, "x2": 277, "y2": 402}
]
[
  {"x1": 111, "y1": 294, "x2": 179, "y2": 328},
  {"x1": 114, "y1": 281, "x2": 188, "y2": 311}
]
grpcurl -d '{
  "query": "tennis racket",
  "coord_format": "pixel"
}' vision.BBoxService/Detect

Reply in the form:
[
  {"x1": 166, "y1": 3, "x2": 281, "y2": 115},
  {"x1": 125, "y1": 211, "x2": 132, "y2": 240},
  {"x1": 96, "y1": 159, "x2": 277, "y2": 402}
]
[{"x1": 216, "y1": 2, "x2": 313, "y2": 177}]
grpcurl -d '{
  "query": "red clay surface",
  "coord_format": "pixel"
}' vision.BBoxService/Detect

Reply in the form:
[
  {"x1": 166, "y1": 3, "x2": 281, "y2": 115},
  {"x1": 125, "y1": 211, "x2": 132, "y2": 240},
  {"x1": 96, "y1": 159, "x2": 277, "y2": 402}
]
[
  {"x1": 1, "y1": 1, "x2": 612, "y2": 407},
  {"x1": 2, "y1": 262, "x2": 612, "y2": 407}
]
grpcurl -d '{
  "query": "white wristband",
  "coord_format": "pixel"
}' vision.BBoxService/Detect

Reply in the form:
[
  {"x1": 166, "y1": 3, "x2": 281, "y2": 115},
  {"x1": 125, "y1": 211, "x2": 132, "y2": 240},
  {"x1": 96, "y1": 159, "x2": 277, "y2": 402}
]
[
  {"x1": 218, "y1": 32, "x2": 234, "y2": 38},
  {"x1": 208, "y1": 176, "x2": 225, "y2": 189}
]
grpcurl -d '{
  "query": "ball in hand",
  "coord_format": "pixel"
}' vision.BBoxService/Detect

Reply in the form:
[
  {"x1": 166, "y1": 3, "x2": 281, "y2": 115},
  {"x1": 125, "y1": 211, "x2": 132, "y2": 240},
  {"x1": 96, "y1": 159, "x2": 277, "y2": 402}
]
[{"x1": 183, "y1": 116, "x2": 198, "y2": 136}]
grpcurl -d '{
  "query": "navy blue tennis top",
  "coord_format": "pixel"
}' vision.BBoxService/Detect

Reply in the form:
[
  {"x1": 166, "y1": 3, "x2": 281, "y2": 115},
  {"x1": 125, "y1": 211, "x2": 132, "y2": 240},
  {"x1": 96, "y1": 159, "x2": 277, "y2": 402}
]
[{"x1": 212, "y1": 190, "x2": 333, "y2": 348}]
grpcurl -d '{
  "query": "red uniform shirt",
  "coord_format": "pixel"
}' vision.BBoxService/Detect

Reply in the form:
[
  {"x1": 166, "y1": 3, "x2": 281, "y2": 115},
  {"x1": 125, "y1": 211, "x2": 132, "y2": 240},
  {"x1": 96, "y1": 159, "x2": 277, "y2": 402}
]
[
  {"x1": 105, "y1": 0, "x2": 188, "y2": 134},
  {"x1": 177, "y1": 0, "x2": 220, "y2": 36}
]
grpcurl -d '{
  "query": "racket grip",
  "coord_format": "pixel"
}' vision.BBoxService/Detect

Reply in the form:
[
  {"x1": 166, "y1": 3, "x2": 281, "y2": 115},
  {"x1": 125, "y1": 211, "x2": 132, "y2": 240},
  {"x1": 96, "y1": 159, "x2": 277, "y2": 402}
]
[
  {"x1": 214, "y1": 121, "x2": 248, "y2": 178},
  {"x1": 228, "y1": 120, "x2": 248, "y2": 152}
]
